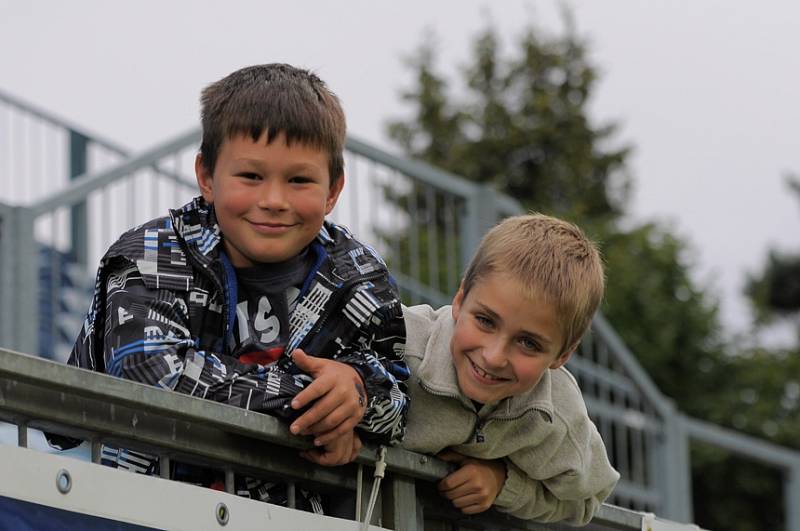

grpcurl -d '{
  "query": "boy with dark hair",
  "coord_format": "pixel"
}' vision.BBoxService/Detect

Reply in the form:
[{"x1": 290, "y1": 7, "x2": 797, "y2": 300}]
[
  {"x1": 50, "y1": 64, "x2": 409, "y2": 510},
  {"x1": 401, "y1": 213, "x2": 619, "y2": 525}
]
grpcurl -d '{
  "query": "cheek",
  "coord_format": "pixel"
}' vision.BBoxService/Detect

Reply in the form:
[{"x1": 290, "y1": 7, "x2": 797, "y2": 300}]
[
  {"x1": 295, "y1": 193, "x2": 329, "y2": 218},
  {"x1": 511, "y1": 359, "x2": 547, "y2": 387},
  {"x1": 217, "y1": 188, "x2": 253, "y2": 215}
]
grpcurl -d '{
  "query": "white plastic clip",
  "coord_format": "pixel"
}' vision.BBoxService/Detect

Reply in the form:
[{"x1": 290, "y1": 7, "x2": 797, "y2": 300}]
[{"x1": 360, "y1": 446, "x2": 388, "y2": 531}]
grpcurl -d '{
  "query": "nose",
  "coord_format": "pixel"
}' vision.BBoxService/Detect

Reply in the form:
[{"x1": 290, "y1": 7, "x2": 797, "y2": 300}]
[
  {"x1": 256, "y1": 181, "x2": 289, "y2": 211},
  {"x1": 481, "y1": 338, "x2": 509, "y2": 369}
]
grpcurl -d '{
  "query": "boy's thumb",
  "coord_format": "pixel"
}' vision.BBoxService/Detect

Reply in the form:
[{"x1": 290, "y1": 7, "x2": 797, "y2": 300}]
[{"x1": 291, "y1": 349, "x2": 319, "y2": 372}]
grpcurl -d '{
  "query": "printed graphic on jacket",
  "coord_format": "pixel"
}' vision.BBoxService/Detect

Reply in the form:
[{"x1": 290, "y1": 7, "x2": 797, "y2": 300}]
[{"x1": 230, "y1": 251, "x2": 310, "y2": 366}]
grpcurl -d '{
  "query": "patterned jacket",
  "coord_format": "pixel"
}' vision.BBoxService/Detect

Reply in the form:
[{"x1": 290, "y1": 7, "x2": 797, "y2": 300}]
[{"x1": 62, "y1": 197, "x2": 409, "y2": 446}]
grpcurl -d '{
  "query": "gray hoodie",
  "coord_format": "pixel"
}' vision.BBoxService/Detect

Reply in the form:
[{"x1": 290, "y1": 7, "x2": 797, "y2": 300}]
[{"x1": 401, "y1": 304, "x2": 619, "y2": 525}]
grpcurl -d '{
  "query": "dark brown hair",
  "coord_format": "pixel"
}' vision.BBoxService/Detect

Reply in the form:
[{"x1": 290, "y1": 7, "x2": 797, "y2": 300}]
[{"x1": 199, "y1": 63, "x2": 346, "y2": 185}]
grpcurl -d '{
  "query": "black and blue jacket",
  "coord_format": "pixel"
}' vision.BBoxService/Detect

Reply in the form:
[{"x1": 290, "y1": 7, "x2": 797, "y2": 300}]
[{"x1": 60, "y1": 197, "x2": 409, "y2": 449}]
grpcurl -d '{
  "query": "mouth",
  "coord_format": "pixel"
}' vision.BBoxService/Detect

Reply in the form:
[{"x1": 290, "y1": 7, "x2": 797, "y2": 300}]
[
  {"x1": 247, "y1": 221, "x2": 297, "y2": 234},
  {"x1": 467, "y1": 356, "x2": 509, "y2": 383}
]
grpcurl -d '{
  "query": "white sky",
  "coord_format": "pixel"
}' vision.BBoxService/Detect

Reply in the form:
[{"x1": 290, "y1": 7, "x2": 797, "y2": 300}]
[{"x1": 1, "y1": 0, "x2": 798, "y2": 345}]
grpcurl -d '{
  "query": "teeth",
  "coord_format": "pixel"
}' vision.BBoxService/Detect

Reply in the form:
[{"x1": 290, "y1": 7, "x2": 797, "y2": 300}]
[{"x1": 471, "y1": 359, "x2": 501, "y2": 381}]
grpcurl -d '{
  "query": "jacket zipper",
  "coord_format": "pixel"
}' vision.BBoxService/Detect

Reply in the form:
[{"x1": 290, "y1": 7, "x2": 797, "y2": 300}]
[{"x1": 418, "y1": 381, "x2": 487, "y2": 444}]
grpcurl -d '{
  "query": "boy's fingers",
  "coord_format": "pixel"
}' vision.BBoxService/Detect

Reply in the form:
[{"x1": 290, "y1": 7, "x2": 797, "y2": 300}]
[
  {"x1": 292, "y1": 391, "x2": 355, "y2": 436},
  {"x1": 300, "y1": 449, "x2": 324, "y2": 465},
  {"x1": 351, "y1": 434, "x2": 362, "y2": 460},
  {"x1": 450, "y1": 493, "x2": 484, "y2": 509},
  {"x1": 436, "y1": 450, "x2": 466, "y2": 464},
  {"x1": 459, "y1": 502, "x2": 491, "y2": 515},
  {"x1": 305, "y1": 401, "x2": 361, "y2": 442},
  {"x1": 440, "y1": 480, "x2": 475, "y2": 501},
  {"x1": 291, "y1": 378, "x2": 333, "y2": 411},
  {"x1": 438, "y1": 468, "x2": 470, "y2": 493}
]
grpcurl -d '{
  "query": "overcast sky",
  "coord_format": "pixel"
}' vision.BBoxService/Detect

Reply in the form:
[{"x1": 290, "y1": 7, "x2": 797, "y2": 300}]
[{"x1": 1, "y1": 0, "x2": 798, "y2": 346}]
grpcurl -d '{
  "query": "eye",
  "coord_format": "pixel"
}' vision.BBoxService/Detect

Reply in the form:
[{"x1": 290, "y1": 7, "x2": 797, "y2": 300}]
[
  {"x1": 289, "y1": 175, "x2": 314, "y2": 184},
  {"x1": 474, "y1": 314, "x2": 494, "y2": 330},
  {"x1": 235, "y1": 172, "x2": 260, "y2": 180},
  {"x1": 518, "y1": 336, "x2": 542, "y2": 353}
]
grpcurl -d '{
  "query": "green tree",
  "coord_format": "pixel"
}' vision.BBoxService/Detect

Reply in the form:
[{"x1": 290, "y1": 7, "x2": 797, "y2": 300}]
[
  {"x1": 746, "y1": 175, "x2": 800, "y2": 336},
  {"x1": 388, "y1": 20, "x2": 630, "y2": 229}
]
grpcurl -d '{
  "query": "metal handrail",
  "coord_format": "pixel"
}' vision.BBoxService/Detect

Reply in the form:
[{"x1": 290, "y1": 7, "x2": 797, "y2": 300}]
[
  {"x1": 0, "y1": 87, "x2": 128, "y2": 156},
  {"x1": 31, "y1": 128, "x2": 201, "y2": 215},
  {"x1": 0, "y1": 347, "x2": 687, "y2": 530}
]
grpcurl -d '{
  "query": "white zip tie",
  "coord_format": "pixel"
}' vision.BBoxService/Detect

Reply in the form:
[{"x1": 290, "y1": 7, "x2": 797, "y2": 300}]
[
  {"x1": 360, "y1": 446, "x2": 387, "y2": 531},
  {"x1": 356, "y1": 463, "x2": 364, "y2": 520}
]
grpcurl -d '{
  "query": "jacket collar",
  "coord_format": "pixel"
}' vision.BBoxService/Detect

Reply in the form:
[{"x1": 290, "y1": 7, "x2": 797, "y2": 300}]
[{"x1": 416, "y1": 306, "x2": 555, "y2": 421}]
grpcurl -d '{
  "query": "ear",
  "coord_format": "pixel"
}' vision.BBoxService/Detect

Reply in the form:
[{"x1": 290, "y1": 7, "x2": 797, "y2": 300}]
[
  {"x1": 549, "y1": 341, "x2": 579, "y2": 370},
  {"x1": 451, "y1": 282, "x2": 465, "y2": 320},
  {"x1": 324, "y1": 173, "x2": 346, "y2": 215},
  {"x1": 195, "y1": 153, "x2": 214, "y2": 204}
]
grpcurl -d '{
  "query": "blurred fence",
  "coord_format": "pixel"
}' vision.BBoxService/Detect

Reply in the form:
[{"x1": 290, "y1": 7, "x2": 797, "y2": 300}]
[{"x1": 1, "y1": 89, "x2": 800, "y2": 529}]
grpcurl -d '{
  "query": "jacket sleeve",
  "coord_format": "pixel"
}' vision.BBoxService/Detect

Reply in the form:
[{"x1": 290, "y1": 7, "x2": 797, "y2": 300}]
[
  {"x1": 492, "y1": 414, "x2": 619, "y2": 525},
  {"x1": 79, "y1": 260, "x2": 310, "y2": 420},
  {"x1": 334, "y1": 305, "x2": 409, "y2": 445}
]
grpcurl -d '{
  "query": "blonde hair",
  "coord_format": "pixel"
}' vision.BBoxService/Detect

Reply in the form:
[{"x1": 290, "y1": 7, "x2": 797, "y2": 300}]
[{"x1": 461, "y1": 213, "x2": 605, "y2": 354}]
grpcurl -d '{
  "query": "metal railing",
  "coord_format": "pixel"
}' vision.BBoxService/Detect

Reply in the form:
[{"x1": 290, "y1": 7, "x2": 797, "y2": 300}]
[
  {"x1": 0, "y1": 347, "x2": 695, "y2": 531},
  {"x1": 1, "y1": 89, "x2": 800, "y2": 529}
]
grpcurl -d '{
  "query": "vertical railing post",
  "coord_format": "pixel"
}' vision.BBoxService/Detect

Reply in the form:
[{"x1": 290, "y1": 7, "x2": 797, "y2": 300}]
[
  {"x1": 659, "y1": 409, "x2": 693, "y2": 523},
  {"x1": 381, "y1": 474, "x2": 420, "y2": 531},
  {"x1": 0, "y1": 202, "x2": 13, "y2": 348},
  {"x1": 0, "y1": 204, "x2": 38, "y2": 354},
  {"x1": 459, "y1": 184, "x2": 498, "y2": 272},
  {"x1": 69, "y1": 130, "x2": 89, "y2": 268},
  {"x1": 786, "y1": 463, "x2": 800, "y2": 531}
]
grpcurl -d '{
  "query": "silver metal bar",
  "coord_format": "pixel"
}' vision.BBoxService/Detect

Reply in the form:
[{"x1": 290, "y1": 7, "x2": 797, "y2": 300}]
[
  {"x1": 225, "y1": 469, "x2": 235, "y2": 494},
  {"x1": 31, "y1": 129, "x2": 201, "y2": 216},
  {"x1": 0, "y1": 87, "x2": 128, "y2": 156},
  {"x1": 17, "y1": 420, "x2": 28, "y2": 448},
  {"x1": 287, "y1": 481, "x2": 296, "y2": 509}
]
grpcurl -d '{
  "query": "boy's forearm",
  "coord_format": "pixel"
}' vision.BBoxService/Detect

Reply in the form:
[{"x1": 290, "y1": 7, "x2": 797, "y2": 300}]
[
  {"x1": 98, "y1": 269, "x2": 311, "y2": 417},
  {"x1": 494, "y1": 460, "x2": 603, "y2": 525}
]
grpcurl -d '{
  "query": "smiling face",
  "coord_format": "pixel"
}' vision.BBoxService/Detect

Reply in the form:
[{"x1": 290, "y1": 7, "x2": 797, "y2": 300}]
[
  {"x1": 196, "y1": 132, "x2": 344, "y2": 267},
  {"x1": 449, "y1": 270, "x2": 574, "y2": 404}
]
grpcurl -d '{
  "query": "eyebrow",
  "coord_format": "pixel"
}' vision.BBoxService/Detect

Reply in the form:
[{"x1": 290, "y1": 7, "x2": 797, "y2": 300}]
[
  {"x1": 233, "y1": 158, "x2": 324, "y2": 174},
  {"x1": 474, "y1": 301, "x2": 553, "y2": 347}
]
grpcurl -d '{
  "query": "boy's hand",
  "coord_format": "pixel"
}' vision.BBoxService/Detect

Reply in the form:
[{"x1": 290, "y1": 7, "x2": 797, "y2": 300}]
[
  {"x1": 289, "y1": 349, "x2": 368, "y2": 446},
  {"x1": 300, "y1": 430, "x2": 362, "y2": 466},
  {"x1": 437, "y1": 451, "x2": 507, "y2": 515}
]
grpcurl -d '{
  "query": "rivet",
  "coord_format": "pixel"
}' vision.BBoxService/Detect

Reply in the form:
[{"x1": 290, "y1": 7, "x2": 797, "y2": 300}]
[
  {"x1": 216, "y1": 502, "x2": 229, "y2": 525},
  {"x1": 56, "y1": 469, "x2": 72, "y2": 494}
]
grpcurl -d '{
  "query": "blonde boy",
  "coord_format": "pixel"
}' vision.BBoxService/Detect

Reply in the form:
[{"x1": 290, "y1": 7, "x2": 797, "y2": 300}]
[{"x1": 402, "y1": 214, "x2": 619, "y2": 525}]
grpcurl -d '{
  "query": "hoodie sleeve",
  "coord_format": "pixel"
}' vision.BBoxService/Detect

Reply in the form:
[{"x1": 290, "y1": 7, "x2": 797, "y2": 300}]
[{"x1": 491, "y1": 406, "x2": 619, "y2": 525}]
